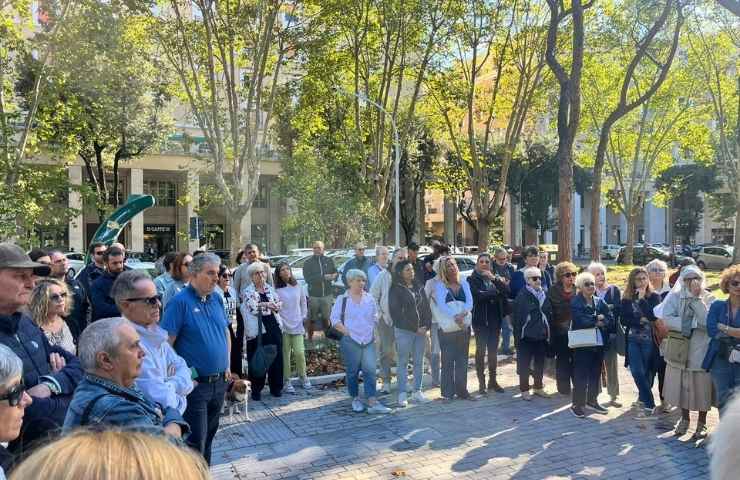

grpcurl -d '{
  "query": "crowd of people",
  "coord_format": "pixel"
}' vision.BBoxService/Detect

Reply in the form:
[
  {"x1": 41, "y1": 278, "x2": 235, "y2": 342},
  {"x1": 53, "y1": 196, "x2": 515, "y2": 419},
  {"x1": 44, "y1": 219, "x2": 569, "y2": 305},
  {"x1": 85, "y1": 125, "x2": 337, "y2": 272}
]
[{"x1": 0, "y1": 238, "x2": 739, "y2": 479}]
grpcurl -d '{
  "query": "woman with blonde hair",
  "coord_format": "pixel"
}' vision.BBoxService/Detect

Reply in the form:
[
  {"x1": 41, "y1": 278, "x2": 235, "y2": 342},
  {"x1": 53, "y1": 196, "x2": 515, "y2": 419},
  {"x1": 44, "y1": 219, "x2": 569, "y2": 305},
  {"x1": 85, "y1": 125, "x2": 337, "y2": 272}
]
[
  {"x1": 28, "y1": 279, "x2": 75, "y2": 354},
  {"x1": 432, "y1": 256, "x2": 474, "y2": 401},
  {"x1": 547, "y1": 262, "x2": 579, "y2": 395},
  {"x1": 659, "y1": 265, "x2": 714, "y2": 439},
  {"x1": 9, "y1": 429, "x2": 210, "y2": 480}
]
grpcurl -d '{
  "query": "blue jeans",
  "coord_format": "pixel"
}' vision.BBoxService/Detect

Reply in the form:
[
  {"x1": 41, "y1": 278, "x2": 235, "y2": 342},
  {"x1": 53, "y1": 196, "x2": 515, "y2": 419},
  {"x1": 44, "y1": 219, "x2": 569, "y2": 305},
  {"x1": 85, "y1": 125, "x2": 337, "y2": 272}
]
[
  {"x1": 627, "y1": 340, "x2": 657, "y2": 409},
  {"x1": 395, "y1": 328, "x2": 426, "y2": 394},
  {"x1": 710, "y1": 356, "x2": 740, "y2": 415},
  {"x1": 183, "y1": 378, "x2": 227, "y2": 465},
  {"x1": 500, "y1": 316, "x2": 513, "y2": 353},
  {"x1": 340, "y1": 336, "x2": 377, "y2": 399}
]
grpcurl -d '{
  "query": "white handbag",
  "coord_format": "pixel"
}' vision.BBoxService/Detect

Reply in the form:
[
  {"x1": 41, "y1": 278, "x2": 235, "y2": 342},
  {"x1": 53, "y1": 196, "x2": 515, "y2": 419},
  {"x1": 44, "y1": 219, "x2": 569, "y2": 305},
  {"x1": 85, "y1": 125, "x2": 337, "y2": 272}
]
[
  {"x1": 432, "y1": 300, "x2": 472, "y2": 333},
  {"x1": 568, "y1": 327, "x2": 601, "y2": 349}
]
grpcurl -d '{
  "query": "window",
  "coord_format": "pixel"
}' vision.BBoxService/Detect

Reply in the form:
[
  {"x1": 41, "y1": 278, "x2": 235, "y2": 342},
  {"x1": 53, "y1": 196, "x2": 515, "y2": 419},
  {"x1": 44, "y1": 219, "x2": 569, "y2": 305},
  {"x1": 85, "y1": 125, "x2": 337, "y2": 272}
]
[
  {"x1": 144, "y1": 181, "x2": 177, "y2": 207},
  {"x1": 198, "y1": 142, "x2": 211, "y2": 154},
  {"x1": 251, "y1": 224, "x2": 268, "y2": 251},
  {"x1": 254, "y1": 183, "x2": 269, "y2": 208}
]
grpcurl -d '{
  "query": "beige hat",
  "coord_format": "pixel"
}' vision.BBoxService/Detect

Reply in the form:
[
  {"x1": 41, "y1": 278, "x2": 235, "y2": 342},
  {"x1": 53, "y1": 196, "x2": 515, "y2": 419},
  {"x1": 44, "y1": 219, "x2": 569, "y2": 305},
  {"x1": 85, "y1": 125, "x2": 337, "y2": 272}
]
[{"x1": 0, "y1": 243, "x2": 51, "y2": 276}]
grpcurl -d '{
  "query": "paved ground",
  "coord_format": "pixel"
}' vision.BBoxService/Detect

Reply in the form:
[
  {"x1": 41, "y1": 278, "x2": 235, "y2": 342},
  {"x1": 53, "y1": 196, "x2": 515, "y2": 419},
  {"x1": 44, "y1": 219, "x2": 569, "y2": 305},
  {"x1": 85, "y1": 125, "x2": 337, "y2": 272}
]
[{"x1": 209, "y1": 357, "x2": 715, "y2": 480}]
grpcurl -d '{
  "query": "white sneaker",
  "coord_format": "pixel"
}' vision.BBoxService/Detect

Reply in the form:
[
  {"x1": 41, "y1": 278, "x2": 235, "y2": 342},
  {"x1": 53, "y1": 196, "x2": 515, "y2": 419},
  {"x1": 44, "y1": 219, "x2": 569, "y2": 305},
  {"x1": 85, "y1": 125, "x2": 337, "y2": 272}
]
[
  {"x1": 411, "y1": 391, "x2": 431, "y2": 404},
  {"x1": 367, "y1": 403, "x2": 392, "y2": 414},
  {"x1": 397, "y1": 392, "x2": 408, "y2": 408},
  {"x1": 283, "y1": 382, "x2": 295, "y2": 394},
  {"x1": 378, "y1": 382, "x2": 391, "y2": 395},
  {"x1": 521, "y1": 391, "x2": 533, "y2": 401},
  {"x1": 301, "y1": 377, "x2": 312, "y2": 389},
  {"x1": 352, "y1": 398, "x2": 365, "y2": 413},
  {"x1": 635, "y1": 408, "x2": 658, "y2": 420}
]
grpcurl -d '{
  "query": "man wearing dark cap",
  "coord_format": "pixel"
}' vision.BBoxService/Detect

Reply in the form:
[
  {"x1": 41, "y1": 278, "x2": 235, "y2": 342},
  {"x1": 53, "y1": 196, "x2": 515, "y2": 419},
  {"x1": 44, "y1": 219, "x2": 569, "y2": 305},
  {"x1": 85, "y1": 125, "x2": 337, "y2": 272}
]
[{"x1": 0, "y1": 243, "x2": 82, "y2": 454}]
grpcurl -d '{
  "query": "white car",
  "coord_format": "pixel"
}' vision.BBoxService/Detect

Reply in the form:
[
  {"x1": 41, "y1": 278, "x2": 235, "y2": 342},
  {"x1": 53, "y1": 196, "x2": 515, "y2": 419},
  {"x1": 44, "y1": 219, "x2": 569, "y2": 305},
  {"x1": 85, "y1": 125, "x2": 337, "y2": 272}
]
[
  {"x1": 695, "y1": 246, "x2": 734, "y2": 270},
  {"x1": 601, "y1": 245, "x2": 621, "y2": 260},
  {"x1": 64, "y1": 252, "x2": 86, "y2": 277}
]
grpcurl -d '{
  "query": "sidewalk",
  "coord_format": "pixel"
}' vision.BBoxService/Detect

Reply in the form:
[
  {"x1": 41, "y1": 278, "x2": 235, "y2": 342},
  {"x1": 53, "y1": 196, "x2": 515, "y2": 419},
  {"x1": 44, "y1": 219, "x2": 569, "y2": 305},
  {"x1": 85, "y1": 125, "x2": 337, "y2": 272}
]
[{"x1": 210, "y1": 359, "x2": 714, "y2": 480}]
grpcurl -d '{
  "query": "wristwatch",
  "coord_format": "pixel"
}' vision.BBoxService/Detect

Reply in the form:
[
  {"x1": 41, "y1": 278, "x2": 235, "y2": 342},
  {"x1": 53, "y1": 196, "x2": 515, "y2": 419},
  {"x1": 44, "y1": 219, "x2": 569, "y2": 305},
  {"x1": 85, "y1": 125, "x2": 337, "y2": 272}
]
[{"x1": 41, "y1": 380, "x2": 61, "y2": 395}]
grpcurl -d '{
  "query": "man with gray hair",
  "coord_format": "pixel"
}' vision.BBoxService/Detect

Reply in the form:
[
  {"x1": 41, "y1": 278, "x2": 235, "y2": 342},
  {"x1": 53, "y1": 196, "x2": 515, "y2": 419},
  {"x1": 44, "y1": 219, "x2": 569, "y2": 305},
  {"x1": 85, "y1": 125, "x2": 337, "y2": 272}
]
[
  {"x1": 161, "y1": 253, "x2": 230, "y2": 464},
  {"x1": 62, "y1": 317, "x2": 188, "y2": 439},
  {"x1": 0, "y1": 344, "x2": 32, "y2": 477},
  {"x1": 111, "y1": 270, "x2": 193, "y2": 415},
  {"x1": 370, "y1": 247, "x2": 407, "y2": 394}
]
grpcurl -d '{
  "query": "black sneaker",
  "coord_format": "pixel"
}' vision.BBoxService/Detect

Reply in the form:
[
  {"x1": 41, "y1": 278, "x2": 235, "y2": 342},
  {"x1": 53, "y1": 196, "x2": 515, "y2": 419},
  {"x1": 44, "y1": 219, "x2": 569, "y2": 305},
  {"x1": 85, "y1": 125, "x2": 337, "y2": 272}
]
[
  {"x1": 489, "y1": 381, "x2": 505, "y2": 393},
  {"x1": 586, "y1": 402, "x2": 608, "y2": 414},
  {"x1": 478, "y1": 388, "x2": 488, "y2": 395},
  {"x1": 571, "y1": 405, "x2": 586, "y2": 418}
]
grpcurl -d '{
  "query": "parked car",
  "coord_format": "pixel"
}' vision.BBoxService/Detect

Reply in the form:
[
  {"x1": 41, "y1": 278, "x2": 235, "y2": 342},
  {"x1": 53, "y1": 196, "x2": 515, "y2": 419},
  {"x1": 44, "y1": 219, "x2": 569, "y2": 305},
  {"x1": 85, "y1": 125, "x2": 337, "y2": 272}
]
[
  {"x1": 131, "y1": 262, "x2": 159, "y2": 278},
  {"x1": 695, "y1": 245, "x2": 734, "y2": 270},
  {"x1": 601, "y1": 245, "x2": 622, "y2": 260},
  {"x1": 616, "y1": 245, "x2": 672, "y2": 265},
  {"x1": 64, "y1": 252, "x2": 86, "y2": 278}
]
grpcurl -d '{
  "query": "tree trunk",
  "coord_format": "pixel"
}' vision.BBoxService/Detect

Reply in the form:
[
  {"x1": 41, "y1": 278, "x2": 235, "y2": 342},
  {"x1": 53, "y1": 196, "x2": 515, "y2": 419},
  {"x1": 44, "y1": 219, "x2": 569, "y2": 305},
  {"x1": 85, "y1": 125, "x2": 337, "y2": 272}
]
[
  {"x1": 524, "y1": 225, "x2": 538, "y2": 245},
  {"x1": 558, "y1": 145, "x2": 574, "y2": 262},
  {"x1": 228, "y1": 212, "x2": 243, "y2": 268},
  {"x1": 734, "y1": 200, "x2": 740, "y2": 264},
  {"x1": 477, "y1": 216, "x2": 490, "y2": 252},
  {"x1": 624, "y1": 212, "x2": 638, "y2": 265}
]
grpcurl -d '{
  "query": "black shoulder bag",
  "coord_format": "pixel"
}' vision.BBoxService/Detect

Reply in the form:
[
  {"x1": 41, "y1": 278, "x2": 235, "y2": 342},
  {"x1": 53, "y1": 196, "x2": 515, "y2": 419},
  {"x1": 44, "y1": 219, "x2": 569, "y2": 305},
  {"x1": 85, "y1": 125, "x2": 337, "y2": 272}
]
[
  {"x1": 248, "y1": 311, "x2": 278, "y2": 379},
  {"x1": 326, "y1": 297, "x2": 348, "y2": 341}
]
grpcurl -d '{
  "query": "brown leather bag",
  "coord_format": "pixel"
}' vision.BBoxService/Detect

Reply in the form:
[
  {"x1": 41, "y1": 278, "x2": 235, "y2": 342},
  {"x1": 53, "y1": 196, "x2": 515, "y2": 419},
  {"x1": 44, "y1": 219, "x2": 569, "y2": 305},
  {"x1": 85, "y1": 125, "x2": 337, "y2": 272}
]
[{"x1": 653, "y1": 318, "x2": 669, "y2": 346}]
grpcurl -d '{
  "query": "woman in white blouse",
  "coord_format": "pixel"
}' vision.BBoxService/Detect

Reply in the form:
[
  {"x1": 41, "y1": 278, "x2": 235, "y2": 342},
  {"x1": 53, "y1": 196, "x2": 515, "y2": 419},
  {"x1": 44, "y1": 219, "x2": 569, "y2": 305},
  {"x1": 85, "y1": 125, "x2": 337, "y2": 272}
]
[
  {"x1": 330, "y1": 269, "x2": 392, "y2": 414},
  {"x1": 274, "y1": 262, "x2": 311, "y2": 393},
  {"x1": 28, "y1": 279, "x2": 76, "y2": 354}
]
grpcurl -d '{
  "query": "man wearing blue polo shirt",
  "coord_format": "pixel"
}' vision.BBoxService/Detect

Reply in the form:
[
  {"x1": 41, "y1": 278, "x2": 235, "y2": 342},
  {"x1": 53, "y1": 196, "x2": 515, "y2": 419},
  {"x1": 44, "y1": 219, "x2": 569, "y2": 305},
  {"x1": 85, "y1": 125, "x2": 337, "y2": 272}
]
[{"x1": 161, "y1": 253, "x2": 230, "y2": 465}]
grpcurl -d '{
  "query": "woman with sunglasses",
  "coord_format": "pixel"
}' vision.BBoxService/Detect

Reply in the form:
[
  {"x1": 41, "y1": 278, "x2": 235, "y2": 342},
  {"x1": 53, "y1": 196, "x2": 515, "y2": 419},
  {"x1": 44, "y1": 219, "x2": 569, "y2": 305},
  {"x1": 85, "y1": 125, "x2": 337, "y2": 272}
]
[
  {"x1": 28, "y1": 279, "x2": 75, "y2": 354},
  {"x1": 0, "y1": 344, "x2": 33, "y2": 478},
  {"x1": 704, "y1": 265, "x2": 740, "y2": 416},
  {"x1": 569, "y1": 272, "x2": 613, "y2": 418},
  {"x1": 659, "y1": 265, "x2": 714, "y2": 439},
  {"x1": 162, "y1": 253, "x2": 193, "y2": 309},
  {"x1": 547, "y1": 262, "x2": 579, "y2": 396},
  {"x1": 621, "y1": 267, "x2": 662, "y2": 419},
  {"x1": 217, "y1": 266, "x2": 243, "y2": 377}
]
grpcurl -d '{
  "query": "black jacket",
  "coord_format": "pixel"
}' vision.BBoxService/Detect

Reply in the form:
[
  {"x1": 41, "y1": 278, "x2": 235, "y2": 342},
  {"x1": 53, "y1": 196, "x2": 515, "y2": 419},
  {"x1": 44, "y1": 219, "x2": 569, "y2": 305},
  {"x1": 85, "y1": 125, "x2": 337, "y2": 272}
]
[
  {"x1": 76, "y1": 263, "x2": 104, "y2": 294},
  {"x1": 512, "y1": 288, "x2": 553, "y2": 342},
  {"x1": 0, "y1": 312, "x2": 83, "y2": 452},
  {"x1": 468, "y1": 269, "x2": 510, "y2": 330},
  {"x1": 90, "y1": 271, "x2": 121, "y2": 322},
  {"x1": 303, "y1": 255, "x2": 337, "y2": 297},
  {"x1": 65, "y1": 277, "x2": 89, "y2": 341},
  {"x1": 388, "y1": 283, "x2": 432, "y2": 333}
]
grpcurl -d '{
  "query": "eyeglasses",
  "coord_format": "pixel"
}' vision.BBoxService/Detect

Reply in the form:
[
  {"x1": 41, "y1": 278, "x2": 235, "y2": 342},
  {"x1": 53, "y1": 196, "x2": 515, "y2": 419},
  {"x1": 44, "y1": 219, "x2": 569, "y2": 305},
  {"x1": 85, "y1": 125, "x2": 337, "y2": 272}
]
[
  {"x1": 125, "y1": 295, "x2": 162, "y2": 307},
  {"x1": 0, "y1": 382, "x2": 26, "y2": 407},
  {"x1": 50, "y1": 292, "x2": 68, "y2": 303},
  {"x1": 730, "y1": 280, "x2": 740, "y2": 288},
  {"x1": 93, "y1": 251, "x2": 106, "y2": 256},
  {"x1": 529, "y1": 277, "x2": 541, "y2": 282},
  {"x1": 183, "y1": 262, "x2": 191, "y2": 267},
  {"x1": 563, "y1": 272, "x2": 576, "y2": 278},
  {"x1": 583, "y1": 282, "x2": 595, "y2": 287}
]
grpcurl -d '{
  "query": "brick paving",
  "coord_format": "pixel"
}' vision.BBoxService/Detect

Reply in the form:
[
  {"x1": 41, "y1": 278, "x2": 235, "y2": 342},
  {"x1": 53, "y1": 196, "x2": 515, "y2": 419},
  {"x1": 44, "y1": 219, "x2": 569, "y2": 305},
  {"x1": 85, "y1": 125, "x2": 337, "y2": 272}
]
[{"x1": 210, "y1": 358, "x2": 715, "y2": 480}]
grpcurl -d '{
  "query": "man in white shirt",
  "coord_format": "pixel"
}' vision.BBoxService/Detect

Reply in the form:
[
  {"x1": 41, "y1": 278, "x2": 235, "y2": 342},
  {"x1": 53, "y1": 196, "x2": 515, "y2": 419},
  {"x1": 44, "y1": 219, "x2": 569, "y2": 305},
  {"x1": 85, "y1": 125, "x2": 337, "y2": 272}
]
[
  {"x1": 370, "y1": 248, "x2": 407, "y2": 394},
  {"x1": 111, "y1": 270, "x2": 193, "y2": 414}
]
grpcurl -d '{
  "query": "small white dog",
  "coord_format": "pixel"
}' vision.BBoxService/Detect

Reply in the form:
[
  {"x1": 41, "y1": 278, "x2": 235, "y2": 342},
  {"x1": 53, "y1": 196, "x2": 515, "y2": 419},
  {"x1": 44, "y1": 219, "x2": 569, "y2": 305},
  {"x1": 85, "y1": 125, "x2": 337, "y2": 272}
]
[{"x1": 224, "y1": 378, "x2": 251, "y2": 422}]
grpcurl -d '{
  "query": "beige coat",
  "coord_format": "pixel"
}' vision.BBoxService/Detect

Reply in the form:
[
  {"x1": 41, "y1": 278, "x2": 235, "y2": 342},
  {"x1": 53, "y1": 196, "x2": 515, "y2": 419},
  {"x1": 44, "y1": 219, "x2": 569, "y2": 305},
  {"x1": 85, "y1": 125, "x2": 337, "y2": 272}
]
[{"x1": 661, "y1": 290, "x2": 715, "y2": 371}]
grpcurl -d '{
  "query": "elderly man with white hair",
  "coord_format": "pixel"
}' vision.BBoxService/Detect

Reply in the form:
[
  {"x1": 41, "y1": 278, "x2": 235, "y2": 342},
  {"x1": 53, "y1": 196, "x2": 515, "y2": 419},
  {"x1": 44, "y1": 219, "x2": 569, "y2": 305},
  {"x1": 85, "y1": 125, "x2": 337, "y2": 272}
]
[
  {"x1": 370, "y1": 247, "x2": 406, "y2": 394},
  {"x1": 111, "y1": 270, "x2": 193, "y2": 415},
  {"x1": 161, "y1": 253, "x2": 230, "y2": 465},
  {"x1": 62, "y1": 317, "x2": 188, "y2": 439}
]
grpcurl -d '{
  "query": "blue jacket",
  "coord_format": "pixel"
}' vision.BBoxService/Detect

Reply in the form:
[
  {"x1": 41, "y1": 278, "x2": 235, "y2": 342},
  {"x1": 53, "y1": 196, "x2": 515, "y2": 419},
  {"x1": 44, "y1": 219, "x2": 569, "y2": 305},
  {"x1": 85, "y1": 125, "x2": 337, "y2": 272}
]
[
  {"x1": 702, "y1": 300, "x2": 737, "y2": 371},
  {"x1": 0, "y1": 312, "x2": 82, "y2": 450},
  {"x1": 76, "y1": 263, "x2": 105, "y2": 294},
  {"x1": 620, "y1": 293, "x2": 661, "y2": 343},
  {"x1": 89, "y1": 271, "x2": 121, "y2": 321},
  {"x1": 63, "y1": 373, "x2": 189, "y2": 437},
  {"x1": 570, "y1": 294, "x2": 613, "y2": 348}
]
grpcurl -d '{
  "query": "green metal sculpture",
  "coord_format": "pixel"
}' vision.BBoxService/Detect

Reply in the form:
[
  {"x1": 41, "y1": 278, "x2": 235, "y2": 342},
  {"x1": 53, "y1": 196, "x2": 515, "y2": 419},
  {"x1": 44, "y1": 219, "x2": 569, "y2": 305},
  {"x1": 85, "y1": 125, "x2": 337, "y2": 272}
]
[{"x1": 86, "y1": 194, "x2": 155, "y2": 261}]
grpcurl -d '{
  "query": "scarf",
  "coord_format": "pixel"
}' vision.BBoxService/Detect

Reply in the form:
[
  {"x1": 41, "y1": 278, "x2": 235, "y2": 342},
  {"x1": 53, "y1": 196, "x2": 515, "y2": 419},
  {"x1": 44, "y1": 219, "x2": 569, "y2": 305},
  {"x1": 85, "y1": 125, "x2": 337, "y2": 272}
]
[{"x1": 526, "y1": 285, "x2": 546, "y2": 307}]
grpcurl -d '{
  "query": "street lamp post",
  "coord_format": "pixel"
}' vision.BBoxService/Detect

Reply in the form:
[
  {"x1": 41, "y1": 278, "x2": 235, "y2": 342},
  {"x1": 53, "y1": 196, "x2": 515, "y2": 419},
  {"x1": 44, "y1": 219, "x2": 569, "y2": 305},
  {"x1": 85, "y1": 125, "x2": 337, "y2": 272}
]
[{"x1": 347, "y1": 91, "x2": 401, "y2": 249}]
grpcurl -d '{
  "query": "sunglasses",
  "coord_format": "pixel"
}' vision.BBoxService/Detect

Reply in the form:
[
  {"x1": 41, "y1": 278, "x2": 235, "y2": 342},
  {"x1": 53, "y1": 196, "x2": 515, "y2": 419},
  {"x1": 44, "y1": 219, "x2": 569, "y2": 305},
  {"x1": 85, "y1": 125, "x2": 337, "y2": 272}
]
[
  {"x1": 563, "y1": 272, "x2": 576, "y2": 278},
  {"x1": 125, "y1": 295, "x2": 162, "y2": 307},
  {"x1": 50, "y1": 292, "x2": 68, "y2": 303},
  {"x1": 529, "y1": 276, "x2": 541, "y2": 282},
  {"x1": 583, "y1": 282, "x2": 595, "y2": 287},
  {"x1": 0, "y1": 382, "x2": 26, "y2": 407},
  {"x1": 730, "y1": 280, "x2": 740, "y2": 288},
  {"x1": 93, "y1": 251, "x2": 106, "y2": 256}
]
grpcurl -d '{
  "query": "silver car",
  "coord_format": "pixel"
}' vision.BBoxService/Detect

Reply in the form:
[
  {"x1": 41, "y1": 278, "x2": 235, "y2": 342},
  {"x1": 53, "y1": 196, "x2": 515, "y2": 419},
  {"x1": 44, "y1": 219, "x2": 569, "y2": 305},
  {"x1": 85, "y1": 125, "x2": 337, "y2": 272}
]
[{"x1": 696, "y1": 246, "x2": 734, "y2": 270}]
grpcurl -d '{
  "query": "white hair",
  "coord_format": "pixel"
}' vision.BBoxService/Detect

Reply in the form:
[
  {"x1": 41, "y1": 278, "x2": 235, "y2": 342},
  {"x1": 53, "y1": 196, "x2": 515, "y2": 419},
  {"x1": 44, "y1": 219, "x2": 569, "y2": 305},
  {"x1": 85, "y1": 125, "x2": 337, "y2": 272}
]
[
  {"x1": 710, "y1": 395, "x2": 740, "y2": 480},
  {"x1": 375, "y1": 246, "x2": 389, "y2": 257},
  {"x1": 0, "y1": 344, "x2": 23, "y2": 389},
  {"x1": 522, "y1": 266, "x2": 541, "y2": 279},
  {"x1": 345, "y1": 269, "x2": 367, "y2": 284},
  {"x1": 189, "y1": 253, "x2": 221, "y2": 275},
  {"x1": 587, "y1": 262, "x2": 607, "y2": 276},
  {"x1": 575, "y1": 271, "x2": 596, "y2": 290},
  {"x1": 246, "y1": 261, "x2": 268, "y2": 277},
  {"x1": 78, "y1": 317, "x2": 129, "y2": 371},
  {"x1": 645, "y1": 259, "x2": 669, "y2": 275}
]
